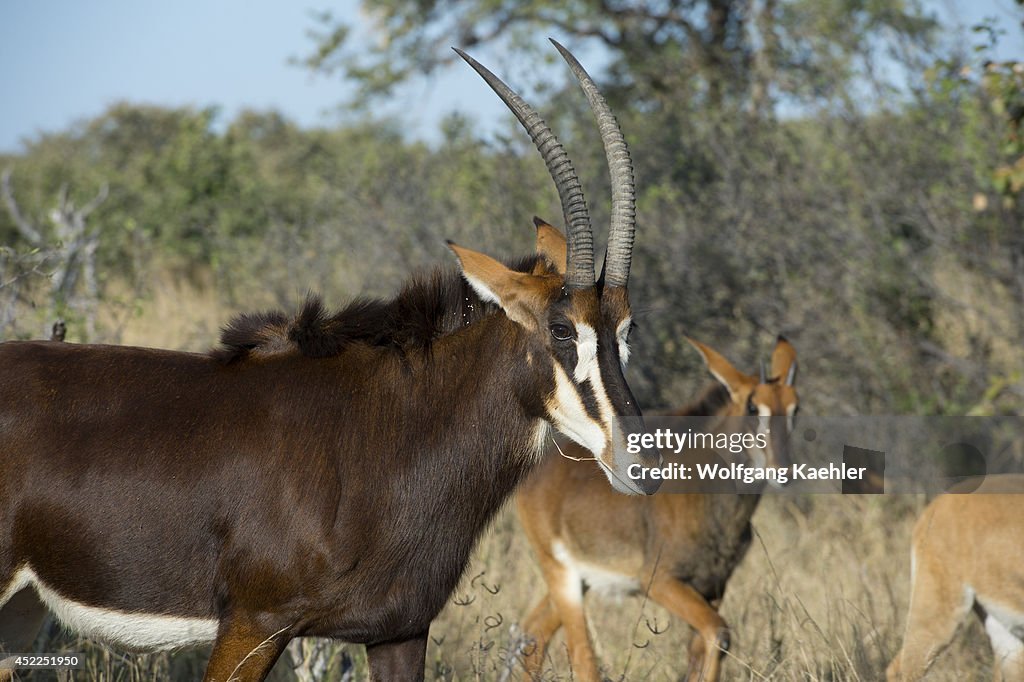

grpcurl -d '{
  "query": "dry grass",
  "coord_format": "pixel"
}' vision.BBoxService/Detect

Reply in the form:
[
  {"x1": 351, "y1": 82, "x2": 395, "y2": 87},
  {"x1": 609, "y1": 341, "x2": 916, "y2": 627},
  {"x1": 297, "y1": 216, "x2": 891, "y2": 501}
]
[{"x1": 421, "y1": 493, "x2": 994, "y2": 682}]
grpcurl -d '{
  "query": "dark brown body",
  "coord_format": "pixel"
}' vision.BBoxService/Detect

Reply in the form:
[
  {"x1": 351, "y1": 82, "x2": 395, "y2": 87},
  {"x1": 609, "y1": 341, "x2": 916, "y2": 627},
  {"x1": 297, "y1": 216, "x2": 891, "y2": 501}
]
[{"x1": 0, "y1": 311, "x2": 553, "y2": 680}]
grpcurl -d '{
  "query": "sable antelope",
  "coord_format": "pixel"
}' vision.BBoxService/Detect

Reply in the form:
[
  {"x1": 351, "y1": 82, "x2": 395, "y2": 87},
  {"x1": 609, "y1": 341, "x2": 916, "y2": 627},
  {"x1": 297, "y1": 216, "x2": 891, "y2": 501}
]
[
  {"x1": 0, "y1": 43, "x2": 663, "y2": 682},
  {"x1": 515, "y1": 336, "x2": 798, "y2": 682},
  {"x1": 887, "y1": 475, "x2": 1024, "y2": 682}
]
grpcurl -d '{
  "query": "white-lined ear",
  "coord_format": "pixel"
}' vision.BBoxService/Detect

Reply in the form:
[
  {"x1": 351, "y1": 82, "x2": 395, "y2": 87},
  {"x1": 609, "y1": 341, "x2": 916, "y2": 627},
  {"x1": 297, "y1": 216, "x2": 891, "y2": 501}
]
[
  {"x1": 447, "y1": 241, "x2": 541, "y2": 329},
  {"x1": 574, "y1": 323, "x2": 598, "y2": 381},
  {"x1": 686, "y1": 337, "x2": 751, "y2": 403}
]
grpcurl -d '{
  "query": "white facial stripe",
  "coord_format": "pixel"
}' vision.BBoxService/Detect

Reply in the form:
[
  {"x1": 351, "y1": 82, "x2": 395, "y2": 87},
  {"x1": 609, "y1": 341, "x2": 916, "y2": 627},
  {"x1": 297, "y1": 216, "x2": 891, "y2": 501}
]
[
  {"x1": 752, "y1": 403, "x2": 772, "y2": 465},
  {"x1": 757, "y1": 403, "x2": 772, "y2": 436},
  {"x1": 574, "y1": 334, "x2": 636, "y2": 476},
  {"x1": 3, "y1": 566, "x2": 218, "y2": 650},
  {"x1": 567, "y1": 323, "x2": 618, "y2": 433},
  {"x1": 548, "y1": 364, "x2": 606, "y2": 457},
  {"x1": 583, "y1": 351, "x2": 617, "y2": 430},
  {"x1": 574, "y1": 323, "x2": 598, "y2": 382},
  {"x1": 786, "y1": 402, "x2": 798, "y2": 431},
  {"x1": 615, "y1": 317, "x2": 632, "y2": 368}
]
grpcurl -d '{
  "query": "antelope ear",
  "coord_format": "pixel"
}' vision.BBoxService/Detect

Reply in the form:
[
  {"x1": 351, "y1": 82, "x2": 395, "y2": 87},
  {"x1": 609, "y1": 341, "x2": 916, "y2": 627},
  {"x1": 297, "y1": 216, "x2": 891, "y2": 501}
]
[
  {"x1": 448, "y1": 241, "x2": 541, "y2": 329},
  {"x1": 686, "y1": 337, "x2": 751, "y2": 403},
  {"x1": 533, "y1": 217, "x2": 567, "y2": 275},
  {"x1": 771, "y1": 335, "x2": 798, "y2": 385}
]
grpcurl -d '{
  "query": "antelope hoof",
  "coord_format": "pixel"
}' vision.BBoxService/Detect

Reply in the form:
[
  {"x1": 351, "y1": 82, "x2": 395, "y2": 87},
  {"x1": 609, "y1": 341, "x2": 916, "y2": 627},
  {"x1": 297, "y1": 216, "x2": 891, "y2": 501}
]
[{"x1": 715, "y1": 627, "x2": 731, "y2": 653}]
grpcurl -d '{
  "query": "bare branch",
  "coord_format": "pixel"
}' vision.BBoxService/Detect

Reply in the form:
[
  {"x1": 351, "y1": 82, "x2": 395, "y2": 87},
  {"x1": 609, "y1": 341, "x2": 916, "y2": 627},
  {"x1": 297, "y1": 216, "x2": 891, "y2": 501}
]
[
  {"x1": 79, "y1": 182, "x2": 110, "y2": 221},
  {"x1": 1, "y1": 168, "x2": 43, "y2": 245},
  {"x1": 57, "y1": 182, "x2": 69, "y2": 216}
]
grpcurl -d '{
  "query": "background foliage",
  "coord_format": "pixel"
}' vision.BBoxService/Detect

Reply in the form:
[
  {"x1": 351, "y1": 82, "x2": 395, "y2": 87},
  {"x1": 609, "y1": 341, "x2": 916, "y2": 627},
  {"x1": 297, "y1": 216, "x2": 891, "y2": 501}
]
[{"x1": 4, "y1": 1, "x2": 1021, "y2": 416}]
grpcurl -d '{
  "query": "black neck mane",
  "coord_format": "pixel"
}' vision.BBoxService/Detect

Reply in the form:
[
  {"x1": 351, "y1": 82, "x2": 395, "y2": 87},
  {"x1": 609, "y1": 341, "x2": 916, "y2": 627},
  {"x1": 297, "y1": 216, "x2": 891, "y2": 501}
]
[{"x1": 211, "y1": 255, "x2": 543, "y2": 364}]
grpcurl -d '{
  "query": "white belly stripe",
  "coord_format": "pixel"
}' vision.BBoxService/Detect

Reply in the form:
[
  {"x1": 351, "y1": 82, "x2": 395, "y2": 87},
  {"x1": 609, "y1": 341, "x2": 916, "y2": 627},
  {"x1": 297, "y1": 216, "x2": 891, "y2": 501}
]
[{"x1": 1, "y1": 566, "x2": 217, "y2": 650}]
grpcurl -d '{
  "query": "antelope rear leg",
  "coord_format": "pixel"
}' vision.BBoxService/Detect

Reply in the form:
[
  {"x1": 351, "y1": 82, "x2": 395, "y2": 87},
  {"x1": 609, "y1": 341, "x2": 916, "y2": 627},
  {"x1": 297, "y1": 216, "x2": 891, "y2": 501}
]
[
  {"x1": 529, "y1": 557, "x2": 600, "y2": 682},
  {"x1": 648, "y1": 576, "x2": 728, "y2": 682},
  {"x1": 519, "y1": 593, "x2": 563, "y2": 680},
  {"x1": 366, "y1": 634, "x2": 428, "y2": 682},
  {"x1": 886, "y1": 565, "x2": 972, "y2": 681},
  {"x1": 202, "y1": 618, "x2": 289, "y2": 682}
]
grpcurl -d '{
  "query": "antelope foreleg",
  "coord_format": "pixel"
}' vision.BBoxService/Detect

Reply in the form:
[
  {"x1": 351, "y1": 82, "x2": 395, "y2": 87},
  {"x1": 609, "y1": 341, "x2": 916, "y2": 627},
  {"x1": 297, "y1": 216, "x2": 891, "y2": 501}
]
[
  {"x1": 548, "y1": 570, "x2": 600, "y2": 682},
  {"x1": 648, "y1": 577, "x2": 728, "y2": 682},
  {"x1": 519, "y1": 592, "x2": 563, "y2": 680},
  {"x1": 886, "y1": 563, "x2": 972, "y2": 681},
  {"x1": 365, "y1": 633, "x2": 428, "y2": 682},
  {"x1": 203, "y1": 618, "x2": 289, "y2": 682}
]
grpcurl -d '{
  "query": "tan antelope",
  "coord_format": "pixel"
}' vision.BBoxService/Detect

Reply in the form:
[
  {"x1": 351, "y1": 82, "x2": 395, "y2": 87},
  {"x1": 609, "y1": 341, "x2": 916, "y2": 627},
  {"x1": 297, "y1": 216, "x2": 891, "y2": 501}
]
[
  {"x1": 515, "y1": 335, "x2": 798, "y2": 682},
  {"x1": 887, "y1": 475, "x2": 1024, "y2": 681},
  {"x1": 0, "y1": 43, "x2": 664, "y2": 682}
]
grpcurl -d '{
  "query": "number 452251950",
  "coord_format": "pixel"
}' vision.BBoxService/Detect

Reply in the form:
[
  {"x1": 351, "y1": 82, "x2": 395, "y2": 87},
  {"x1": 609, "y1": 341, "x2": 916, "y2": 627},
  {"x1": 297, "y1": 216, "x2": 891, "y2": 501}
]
[{"x1": 0, "y1": 654, "x2": 83, "y2": 669}]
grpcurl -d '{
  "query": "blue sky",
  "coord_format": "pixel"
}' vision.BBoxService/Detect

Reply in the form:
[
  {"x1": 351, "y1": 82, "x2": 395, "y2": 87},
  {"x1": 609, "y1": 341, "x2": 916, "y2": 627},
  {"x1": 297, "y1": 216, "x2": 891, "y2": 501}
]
[{"x1": 0, "y1": 0, "x2": 1021, "y2": 155}]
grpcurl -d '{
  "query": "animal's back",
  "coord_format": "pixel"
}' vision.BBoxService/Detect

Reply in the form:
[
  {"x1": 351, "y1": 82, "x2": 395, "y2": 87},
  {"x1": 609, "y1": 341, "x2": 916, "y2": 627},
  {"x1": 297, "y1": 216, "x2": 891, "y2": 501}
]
[
  {"x1": 913, "y1": 475, "x2": 1024, "y2": 606},
  {"x1": 0, "y1": 340, "x2": 251, "y2": 483}
]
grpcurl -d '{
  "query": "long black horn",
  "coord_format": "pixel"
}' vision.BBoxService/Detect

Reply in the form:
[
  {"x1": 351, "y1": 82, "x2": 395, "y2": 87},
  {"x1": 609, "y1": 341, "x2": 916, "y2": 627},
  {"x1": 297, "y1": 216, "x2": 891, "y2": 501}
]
[
  {"x1": 453, "y1": 48, "x2": 595, "y2": 289},
  {"x1": 786, "y1": 362, "x2": 798, "y2": 386},
  {"x1": 760, "y1": 359, "x2": 768, "y2": 384},
  {"x1": 550, "y1": 39, "x2": 636, "y2": 288}
]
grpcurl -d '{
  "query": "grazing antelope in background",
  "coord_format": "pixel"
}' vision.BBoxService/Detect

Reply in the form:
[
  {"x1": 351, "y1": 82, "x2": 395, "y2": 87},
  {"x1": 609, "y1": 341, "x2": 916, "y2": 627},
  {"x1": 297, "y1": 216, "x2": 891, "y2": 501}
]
[
  {"x1": 887, "y1": 475, "x2": 1024, "y2": 682},
  {"x1": 515, "y1": 336, "x2": 799, "y2": 682},
  {"x1": 0, "y1": 43, "x2": 663, "y2": 682}
]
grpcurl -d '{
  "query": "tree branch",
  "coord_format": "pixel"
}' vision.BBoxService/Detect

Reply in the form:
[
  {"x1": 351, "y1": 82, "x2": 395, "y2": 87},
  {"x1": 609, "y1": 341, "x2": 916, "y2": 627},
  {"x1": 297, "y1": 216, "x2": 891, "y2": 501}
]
[
  {"x1": 79, "y1": 182, "x2": 109, "y2": 221},
  {"x1": 1, "y1": 168, "x2": 44, "y2": 245}
]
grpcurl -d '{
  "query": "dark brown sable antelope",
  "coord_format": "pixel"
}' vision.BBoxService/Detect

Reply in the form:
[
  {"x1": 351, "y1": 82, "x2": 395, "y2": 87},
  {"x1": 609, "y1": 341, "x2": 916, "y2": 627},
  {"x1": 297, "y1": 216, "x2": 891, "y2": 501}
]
[
  {"x1": 0, "y1": 42, "x2": 662, "y2": 682},
  {"x1": 516, "y1": 337, "x2": 798, "y2": 682}
]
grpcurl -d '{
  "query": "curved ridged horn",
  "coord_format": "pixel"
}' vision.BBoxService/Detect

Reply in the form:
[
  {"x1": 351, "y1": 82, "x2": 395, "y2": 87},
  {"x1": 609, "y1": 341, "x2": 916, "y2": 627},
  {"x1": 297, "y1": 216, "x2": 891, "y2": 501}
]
[
  {"x1": 551, "y1": 38, "x2": 636, "y2": 288},
  {"x1": 785, "y1": 362, "x2": 797, "y2": 386},
  {"x1": 760, "y1": 359, "x2": 768, "y2": 384},
  {"x1": 453, "y1": 48, "x2": 595, "y2": 289}
]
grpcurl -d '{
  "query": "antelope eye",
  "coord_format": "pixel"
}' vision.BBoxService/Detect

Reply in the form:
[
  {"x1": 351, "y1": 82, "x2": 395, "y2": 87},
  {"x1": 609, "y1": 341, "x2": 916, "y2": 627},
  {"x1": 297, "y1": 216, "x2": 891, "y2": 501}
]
[
  {"x1": 746, "y1": 398, "x2": 758, "y2": 416},
  {"x1": 550, "y1": 323, "x2": 574, "y2": 341}
]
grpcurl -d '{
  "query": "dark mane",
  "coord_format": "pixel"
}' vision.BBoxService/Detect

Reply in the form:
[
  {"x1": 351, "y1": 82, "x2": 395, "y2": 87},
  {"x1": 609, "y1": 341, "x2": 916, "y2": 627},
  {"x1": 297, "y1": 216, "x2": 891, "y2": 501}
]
[
  {"x1": 663, "y1": 382, "x2": 732, "y2": 417},
  {"x1": 211, "y1": 255, "x2": 544, "y2": 364}
]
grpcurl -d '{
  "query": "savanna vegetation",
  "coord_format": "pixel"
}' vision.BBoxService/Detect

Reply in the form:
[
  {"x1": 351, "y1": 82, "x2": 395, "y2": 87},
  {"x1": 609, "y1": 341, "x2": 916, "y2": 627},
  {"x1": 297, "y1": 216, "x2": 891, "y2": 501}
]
[{"x1": 2, "y1": 0, "x2": 1022, "y2": 679}]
